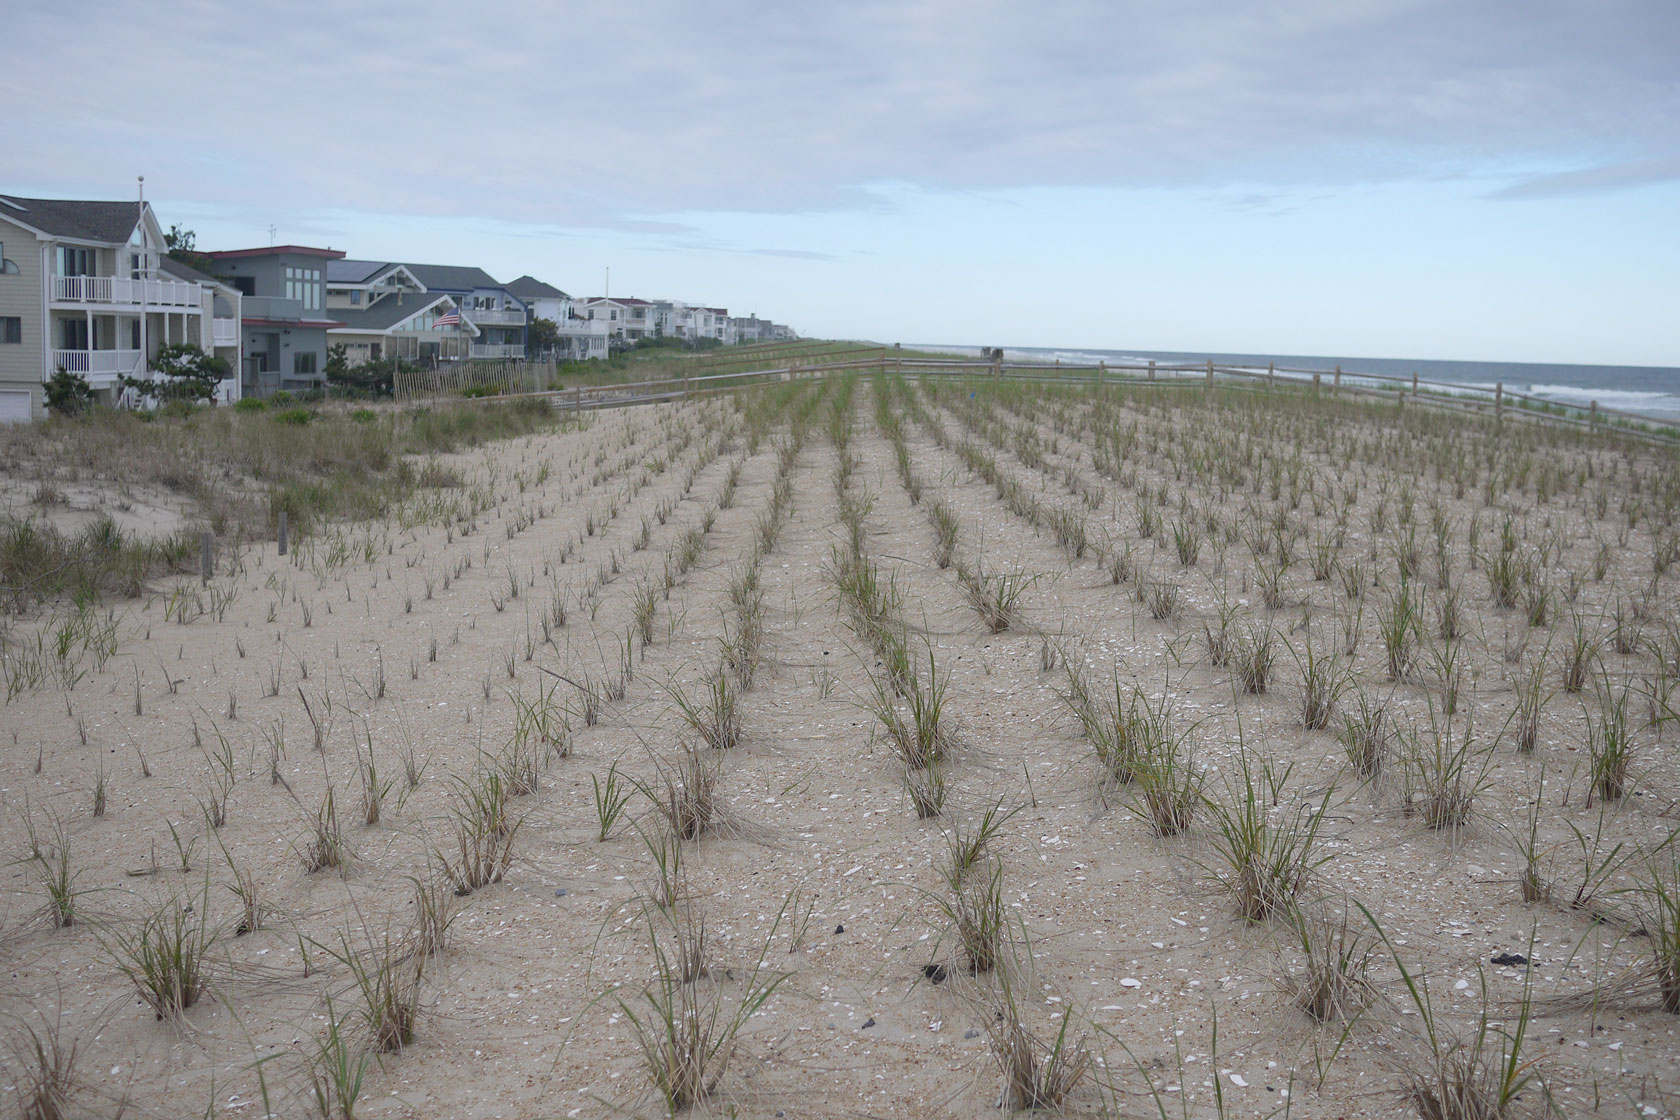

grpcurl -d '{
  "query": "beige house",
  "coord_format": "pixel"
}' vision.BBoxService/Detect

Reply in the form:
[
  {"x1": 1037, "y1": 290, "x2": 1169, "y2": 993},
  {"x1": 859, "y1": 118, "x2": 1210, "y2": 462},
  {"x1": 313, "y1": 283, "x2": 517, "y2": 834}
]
[{"x1": 0, "y1": 192, "x2": 241, "y2": 420}]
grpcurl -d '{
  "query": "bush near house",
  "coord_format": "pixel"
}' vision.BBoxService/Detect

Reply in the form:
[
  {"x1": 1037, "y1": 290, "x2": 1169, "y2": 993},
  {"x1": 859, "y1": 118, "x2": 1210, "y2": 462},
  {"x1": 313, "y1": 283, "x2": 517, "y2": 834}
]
[
  {"x1": 325, "y1": 344, "x2": 415, "y2": 399},
  {"x1": 119, "y1": 343, "x2": 229, "y2": 405},
  {"x1": 44, "y1": 367, "x2": 94, "y2": 417}
]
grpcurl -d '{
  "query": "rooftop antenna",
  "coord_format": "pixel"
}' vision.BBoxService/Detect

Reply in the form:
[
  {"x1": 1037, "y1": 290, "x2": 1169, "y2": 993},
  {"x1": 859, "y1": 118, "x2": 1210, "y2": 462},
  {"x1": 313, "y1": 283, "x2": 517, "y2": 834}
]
[
  {"x1": 137, "y1": 175, "x2": 144, "y2": 204},
  {"x1": 267, "y1": 224, "x2": 278, "y2": 246}
]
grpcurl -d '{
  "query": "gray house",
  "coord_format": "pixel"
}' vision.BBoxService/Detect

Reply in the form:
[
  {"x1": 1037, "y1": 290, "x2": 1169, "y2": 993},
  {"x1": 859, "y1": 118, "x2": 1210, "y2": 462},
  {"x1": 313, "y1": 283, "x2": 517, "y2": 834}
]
[{"x1": 205, "y1": 245, "x2": 345, "y2": 396}]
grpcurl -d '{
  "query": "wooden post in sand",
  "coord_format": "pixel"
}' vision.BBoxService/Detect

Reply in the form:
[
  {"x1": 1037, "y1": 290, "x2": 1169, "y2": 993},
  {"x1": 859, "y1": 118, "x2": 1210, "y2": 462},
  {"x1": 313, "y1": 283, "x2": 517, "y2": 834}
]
[
  {"x1": 1097, "y1": 359, "x2": 1105, "y2": 386},
  {"x1": 1589, "y1": 400, "x2": 1599, "y2": 429},
  {"x1": 1333, "y1": 365, "x2": 1342, "y2": 395},
  {"x1": 1495, "y1": 382, "x2": 1504, "y2": 419},
  {"x1": 200, "y1": 532, "x2": 213, "y2": 584},
  {"x1": 574, "y1": 385, "x2": 583, "y2": 413},
  {"x1": 277, "y1": 512, "x2": 288, "y2": 556},
  {"x1": 1206, "y1": 359, "x2": 1214, "y2": 390},
  {"x1": 1411, "y1": 371, "x2": 1419, "y2": 397},
  {"x1": 1312, "y1": 372, "x2": 1321, "y2": 394},
  {"x1": 1148, "y1": 360, "x2": 1156, "y2": 382},
  {"x1": 1267, "y1": 361, "x2": 1275, "y2": 387}
]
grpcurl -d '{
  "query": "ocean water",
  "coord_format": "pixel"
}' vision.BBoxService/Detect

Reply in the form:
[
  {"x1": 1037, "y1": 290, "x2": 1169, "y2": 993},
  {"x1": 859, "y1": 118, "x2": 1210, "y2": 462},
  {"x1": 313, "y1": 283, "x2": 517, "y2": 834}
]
[{"x1": 911, "y1": 344, "x2": 1680, "y2": 420}]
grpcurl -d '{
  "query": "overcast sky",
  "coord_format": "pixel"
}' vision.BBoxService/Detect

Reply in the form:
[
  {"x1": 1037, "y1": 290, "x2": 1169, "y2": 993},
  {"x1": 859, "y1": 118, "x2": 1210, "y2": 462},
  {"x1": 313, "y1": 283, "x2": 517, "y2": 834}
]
[{"x1": 5, "y1": 1, "x2": 1676, "y2": 365}]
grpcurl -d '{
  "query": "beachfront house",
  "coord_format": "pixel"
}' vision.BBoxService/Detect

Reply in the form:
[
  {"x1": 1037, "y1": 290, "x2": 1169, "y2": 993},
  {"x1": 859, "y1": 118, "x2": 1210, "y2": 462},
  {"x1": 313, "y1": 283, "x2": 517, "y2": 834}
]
[
  {"x1": 403, "y1": 264, "x2": 527, "y2": 360},
  {"x1": 507, "y1": 276, "x2": 608, "y2": 361},
  {"x1": 326, "y1": 260, "x2": 476, "y2": 363},
  {"x1": 0, "y1": 192, "x2": 243, "y2": 419},
  {"x1": 729, "y1": 315, "x2": 796, "y2": 344},
  {"x1": 204, "y1": 245, "x2": 344, "y2": 397},
  {"x1": 580, "y1": 296, "x2": 653, "y2": 341}
]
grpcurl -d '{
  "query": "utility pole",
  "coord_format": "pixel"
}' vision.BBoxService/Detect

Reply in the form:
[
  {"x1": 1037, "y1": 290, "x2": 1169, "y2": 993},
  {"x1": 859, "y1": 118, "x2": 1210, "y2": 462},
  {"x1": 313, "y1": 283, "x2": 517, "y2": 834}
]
[{"x1": 138, "y1": 176, "x2": 148, "y2": 382}]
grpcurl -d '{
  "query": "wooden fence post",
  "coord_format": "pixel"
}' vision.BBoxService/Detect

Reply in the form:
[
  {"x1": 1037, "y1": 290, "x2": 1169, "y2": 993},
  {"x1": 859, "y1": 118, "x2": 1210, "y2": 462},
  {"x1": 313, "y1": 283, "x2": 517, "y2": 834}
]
[
  {"x1": 1333, "y1": 365, "x2": 1342, "y2": 395},
  {"x1": 1097, "y1": 359, "x2": 1104, "y2": 386},
  {"x1": 1495, "y1": 382, "x2": 1504, "y2": 419},
  {"x1": 200, "y1": 532, "x2": 213, "y2": 584},
  {"x1": 1589, "y1": 400, "x2": 1598, "y2": 428},
  {"x1": 1312, "y1": 372, "x2": 1321, "y2": 393},
  {"x1": 277, "y1": 511, "x2": 288, "y2": 557},
  {"x1": 574, "y1": 385, "x2": 582, "y2": 413},
  {"x1": 1411, "y1": 371, "x2": 1419, "y2": 397},
  {"x1": 1267, "y1": 361, "x2": 1275, "y2": 387},
  {"x1": 1206, "y1": 358, "x2": 1214, "y2": 389},
  {"x1": 1147, "y1": 360, "x2": 1155, "y2": 382}
]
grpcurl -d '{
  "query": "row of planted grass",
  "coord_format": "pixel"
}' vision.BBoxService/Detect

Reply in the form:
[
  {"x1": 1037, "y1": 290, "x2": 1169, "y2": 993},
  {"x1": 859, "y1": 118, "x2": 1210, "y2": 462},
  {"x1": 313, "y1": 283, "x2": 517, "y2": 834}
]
[{"x1": 0, "y1": 396, "x2": 562, "y2": 610}]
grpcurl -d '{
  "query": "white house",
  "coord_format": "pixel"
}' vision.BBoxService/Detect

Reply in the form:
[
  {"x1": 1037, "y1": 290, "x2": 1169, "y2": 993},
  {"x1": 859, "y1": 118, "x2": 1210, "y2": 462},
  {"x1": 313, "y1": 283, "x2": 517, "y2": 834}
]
[{"x1": 0, "y1": 192, "x2": 242, "y2": 419}]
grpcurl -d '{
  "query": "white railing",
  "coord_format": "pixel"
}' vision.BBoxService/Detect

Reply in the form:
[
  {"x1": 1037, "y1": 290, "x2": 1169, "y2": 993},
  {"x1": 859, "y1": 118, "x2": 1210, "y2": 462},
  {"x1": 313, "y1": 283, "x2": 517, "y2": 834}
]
[
  {"x1": 469, "y1": 344, "x2": 526, "y2": 360},
  {"x1": 53, "y1": 274, "x2": 203, "y2": 308},
  {"x1": 53, "y1": 348, "x2": 143, "y2": 376},
  {"x1": 466, "y1": 308, "x2": 524, "y2": 325},
  {"x1": 212, "y1": 318, "x2": 239, "y2": 345},
  {"x1": 556, "y1": 319, "x2": 610, "y2": 336}
]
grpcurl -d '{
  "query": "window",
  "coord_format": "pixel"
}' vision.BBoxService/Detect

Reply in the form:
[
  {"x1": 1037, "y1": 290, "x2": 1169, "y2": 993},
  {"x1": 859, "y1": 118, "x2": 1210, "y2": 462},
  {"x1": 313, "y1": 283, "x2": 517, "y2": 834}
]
[
  {"x1": 284, "y1": 266, "x2": 321, "y2": 310},
  {"x1": 58, "y1": 318, "x2": 89, "y2": 349},
  {"x1": 56, "y1": 246, "x2": 93, "y2": 277},
  {"x1": 0, "y1": 241, "x2": 15, "y2": 274},
  {"x1": 1, "y1": 317, "x2": 20, "y2": 344},
  {"x1": 350, "y1": 290, "x2": 362, "y2": 305},
  {"x1": 233, "y1": 276, "x2": 255, "y2": 297},
  {"x1": 293, "y1": 351, "x2": 318, "y2": 375}
]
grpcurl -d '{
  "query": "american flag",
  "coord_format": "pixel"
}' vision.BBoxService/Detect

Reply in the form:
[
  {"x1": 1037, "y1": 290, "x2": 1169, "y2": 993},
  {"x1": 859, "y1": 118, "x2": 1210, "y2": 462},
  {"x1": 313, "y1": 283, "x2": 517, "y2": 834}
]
[{"x1": 434, "y1": 306, "x2": 461, "y2": 328}]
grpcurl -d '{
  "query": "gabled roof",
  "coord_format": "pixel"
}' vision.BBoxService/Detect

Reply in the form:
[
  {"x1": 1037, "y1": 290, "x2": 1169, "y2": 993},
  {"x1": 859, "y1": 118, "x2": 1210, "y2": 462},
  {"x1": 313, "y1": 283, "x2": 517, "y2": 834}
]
[
  {"x1": 329, "y1": 259, "x2": 391, "y2": 285},
  {"x1": 583, "y1": 296, "x2": 650, "y2": 307},
  {"x1": 401, "y1": 262, "x2": 504, "y2": 292},
  {"x1": 159, "y1": 255, "x2": 224, "y2": 286},
  {"x1": 506, "y1": 275, "x2": 567, "y2": 300},
  {"x1": 0, "y1": 195, "x2": 142, "y2": 243},
  {"x1": 329, "y1": 293, "x2": 477, "y2": 335}
]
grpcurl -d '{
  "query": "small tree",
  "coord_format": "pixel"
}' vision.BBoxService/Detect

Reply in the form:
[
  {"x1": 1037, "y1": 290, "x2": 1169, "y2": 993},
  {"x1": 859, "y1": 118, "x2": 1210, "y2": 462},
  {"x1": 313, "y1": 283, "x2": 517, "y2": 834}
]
[
  {"x1": 45, "y1": 366, "x2": 94, "y2": 417},
  {"x1": 164, "y1": 225, "x2": 216, "y2": 273},
  {"x1": 121, "y1": 343, "x2": 229, "y2": 405},
  {"x1": 527, "y1": 317, "x2": 560, "y2": 358}
]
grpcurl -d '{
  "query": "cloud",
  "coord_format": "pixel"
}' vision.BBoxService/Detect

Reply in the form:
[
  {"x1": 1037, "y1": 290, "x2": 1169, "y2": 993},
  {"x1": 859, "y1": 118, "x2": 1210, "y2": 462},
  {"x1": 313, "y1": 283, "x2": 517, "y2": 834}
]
[
  {"x1": 3, "y1": 0, "x2": 1678, "y2": 226},
  {"x1": 1491, "y1": 155, "x2": 1680, "y2": 199}
]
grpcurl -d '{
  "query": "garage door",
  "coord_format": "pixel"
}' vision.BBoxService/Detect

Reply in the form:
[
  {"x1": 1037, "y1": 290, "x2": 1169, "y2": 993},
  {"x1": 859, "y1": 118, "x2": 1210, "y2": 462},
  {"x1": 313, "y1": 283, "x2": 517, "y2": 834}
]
[{"x1": 0, "y1": 389, "x2": 32, "y2": 424}]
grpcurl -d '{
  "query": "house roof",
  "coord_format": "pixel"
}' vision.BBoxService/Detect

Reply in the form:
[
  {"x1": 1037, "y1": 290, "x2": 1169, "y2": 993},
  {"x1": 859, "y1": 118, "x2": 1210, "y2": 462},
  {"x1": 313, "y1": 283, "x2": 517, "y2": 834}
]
[
  {"x1": 583, "y1": 296, "x2": 650, "y2": 307},
  {"x1": 401, "y1": 262, "x2": 504, "y2": 292},
  {"x1": 158, "y1": 255, "x2": 222, "y2": 286},
  {"x1": 328, "y1": 259, "x2": 394, "y2": 285},
  {"x1": 206, "y1": 245, "x2": 346, "y2": 261},
  {"x1": 0, "y1": 195, "x2": 142, "y2": 243},
  {"x1": 329, "y1": 293, "x2": 475, "y2": 335},
  {"x1": 506, "y1": 275, "x2": 567, "y2": 300}
]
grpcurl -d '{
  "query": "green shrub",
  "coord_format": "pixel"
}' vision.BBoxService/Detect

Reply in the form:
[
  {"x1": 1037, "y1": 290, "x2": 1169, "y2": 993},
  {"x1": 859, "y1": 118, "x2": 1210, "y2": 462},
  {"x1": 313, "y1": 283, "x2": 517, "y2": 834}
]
[
  {"x1": 233, "y1": 396, "x2": 267, "y2": 412},
  {"x1": 275, "y1": 407, "x2": 313, "y2": 426}
]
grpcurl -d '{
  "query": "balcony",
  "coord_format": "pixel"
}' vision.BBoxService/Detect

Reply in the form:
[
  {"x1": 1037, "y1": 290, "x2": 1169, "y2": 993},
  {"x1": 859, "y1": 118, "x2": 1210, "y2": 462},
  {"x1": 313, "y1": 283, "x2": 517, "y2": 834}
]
[
  {"x1": 241, "y1": 296, "x2": 305, "y2": 322},
  {"x1": 212, "y1": 318, "x2": 239, "y2": 346},
  {"x1": 466, "y1": 308, "x2": 525, "y2": 326},
  {"x1": 53, "y1": 275, "x2": 202, "y2": 309},
  {"x1": 469, "y1": 344, "x2": 525, "y2": 360},
  {"x1": 556, "y1": 319, "x2": 609, "y2": 336},
  {"x1": 54, "y1": 348, "x2": 143, "y2": 377}
]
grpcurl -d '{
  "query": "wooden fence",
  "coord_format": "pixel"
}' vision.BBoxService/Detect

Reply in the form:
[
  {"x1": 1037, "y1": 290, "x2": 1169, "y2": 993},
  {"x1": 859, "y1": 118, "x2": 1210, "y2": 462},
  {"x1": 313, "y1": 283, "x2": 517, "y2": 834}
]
[{"x1": 393, "y1": 360, "x2": 558, "y2": 402}]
